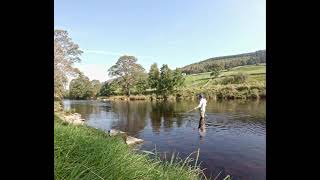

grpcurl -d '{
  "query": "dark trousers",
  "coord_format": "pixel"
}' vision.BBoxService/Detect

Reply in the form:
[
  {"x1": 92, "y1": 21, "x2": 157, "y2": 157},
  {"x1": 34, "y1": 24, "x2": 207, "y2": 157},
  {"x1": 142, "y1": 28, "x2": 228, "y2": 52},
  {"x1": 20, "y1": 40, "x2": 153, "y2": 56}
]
[{"x1": 198, "y1": 114, "x2": 205, "y2": 129}]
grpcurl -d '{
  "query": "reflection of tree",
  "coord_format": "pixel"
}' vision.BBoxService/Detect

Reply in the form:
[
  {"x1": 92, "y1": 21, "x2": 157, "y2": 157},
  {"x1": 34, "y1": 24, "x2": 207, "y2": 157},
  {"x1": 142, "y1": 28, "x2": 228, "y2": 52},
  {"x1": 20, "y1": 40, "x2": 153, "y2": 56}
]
[
  {"x1": 162, "y1": 101, "x2": 174, "y2": 130},
  {"x1": 173, "y1": 101, "x2": 187, "y2": 128},
  {"x1": 110, "y1": 101, "x2": 148, "y2": 136},
  {"x1": 150, "y1": 101, "x2": 175, "y2": 132},
  {"x1": 70, "y1": 100, "x2": 100, "y2": 119},
  {"x1": 150, "y1": 102, "x2": 162, "y2": 133},
  {"x1": 150, "y1": 101, "x2": 188, "y2": 131}
]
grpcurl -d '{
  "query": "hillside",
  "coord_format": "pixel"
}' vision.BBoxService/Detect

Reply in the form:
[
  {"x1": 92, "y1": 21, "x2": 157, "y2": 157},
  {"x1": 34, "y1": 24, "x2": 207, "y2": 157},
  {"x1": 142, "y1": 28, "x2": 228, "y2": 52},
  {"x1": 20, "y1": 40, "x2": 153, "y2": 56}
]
[
  {"x1": 180, "y1": 50, "x2": 266, "y2": 74},
  {"x1": 184, "y1": 64, "x2": 266, "y2": 88}
]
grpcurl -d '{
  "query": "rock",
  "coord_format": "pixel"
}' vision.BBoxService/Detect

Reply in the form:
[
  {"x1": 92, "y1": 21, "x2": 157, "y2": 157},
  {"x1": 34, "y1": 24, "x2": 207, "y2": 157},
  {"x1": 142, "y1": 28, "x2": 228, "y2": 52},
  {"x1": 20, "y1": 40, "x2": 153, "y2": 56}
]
[
  {"x1": 108, "y1": 129, "x2": 144, "y2": 145},
  {"x1": 108, "y1": 129, "x2": 126, "y2": 136},
  {"x1": 63, "y1": 113, "x2": 85, "y2": 125},
  {"x1": 126, "y1": 136, "x2": 144, "y2": 145}
]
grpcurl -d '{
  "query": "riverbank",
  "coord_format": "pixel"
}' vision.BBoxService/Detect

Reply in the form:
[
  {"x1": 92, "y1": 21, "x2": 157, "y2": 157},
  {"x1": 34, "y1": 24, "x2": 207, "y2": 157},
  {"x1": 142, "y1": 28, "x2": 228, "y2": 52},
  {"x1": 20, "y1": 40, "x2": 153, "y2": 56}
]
[
  {"x1": 54, "y1": 114, "x2": 204, "y2": 179},
  {"x1": 96, "y1": 83, "x2": 266, "y2": 102}
]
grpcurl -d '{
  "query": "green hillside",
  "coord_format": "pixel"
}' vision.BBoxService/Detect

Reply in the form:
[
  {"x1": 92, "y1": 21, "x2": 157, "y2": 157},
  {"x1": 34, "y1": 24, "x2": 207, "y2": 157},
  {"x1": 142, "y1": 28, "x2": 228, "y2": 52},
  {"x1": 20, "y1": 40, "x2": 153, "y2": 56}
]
[
  {"x1": 184, "y1": 64, "x2": 265, "y2": 87},
  {"x1": 180, "y1": 50, "x2": 266, "y2": 74}
]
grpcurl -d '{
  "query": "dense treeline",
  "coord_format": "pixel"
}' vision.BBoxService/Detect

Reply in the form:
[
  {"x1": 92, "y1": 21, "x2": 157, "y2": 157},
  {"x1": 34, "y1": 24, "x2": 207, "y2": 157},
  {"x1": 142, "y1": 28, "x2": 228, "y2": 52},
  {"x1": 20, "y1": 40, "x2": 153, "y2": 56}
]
[
  {"x1": 180, "y1": 50, "x2": 266, "y2": 74},
  {"x1": 66, "y1": 56, "x2": 185, "y2": 100}
]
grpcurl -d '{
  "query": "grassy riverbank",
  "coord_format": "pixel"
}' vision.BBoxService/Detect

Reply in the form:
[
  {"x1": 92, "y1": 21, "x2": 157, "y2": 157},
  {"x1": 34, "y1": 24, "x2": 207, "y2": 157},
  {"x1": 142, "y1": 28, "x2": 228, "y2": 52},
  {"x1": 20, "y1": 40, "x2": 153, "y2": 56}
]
[{"x1": 54, "y1": 114, "x2": 204, "y2": 179}]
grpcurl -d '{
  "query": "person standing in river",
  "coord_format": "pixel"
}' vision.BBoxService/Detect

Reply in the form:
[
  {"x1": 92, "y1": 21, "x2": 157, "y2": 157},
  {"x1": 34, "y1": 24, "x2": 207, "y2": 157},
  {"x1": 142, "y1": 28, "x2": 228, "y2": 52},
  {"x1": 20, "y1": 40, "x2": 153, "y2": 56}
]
[{"x1": 192, "y1": 94, "x2": 207, "y2": 132}]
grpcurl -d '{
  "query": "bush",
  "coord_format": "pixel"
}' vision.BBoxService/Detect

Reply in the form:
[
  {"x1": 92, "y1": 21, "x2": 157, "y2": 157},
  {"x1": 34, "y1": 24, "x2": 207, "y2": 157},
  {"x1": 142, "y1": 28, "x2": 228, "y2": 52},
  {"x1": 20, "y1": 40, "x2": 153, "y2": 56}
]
[
  {"x1": 54, "y1": 101, "x2": 63, "y2": 112},
  {"x1": 233, "y1": 73, "x2": 248, "y2": 83},
  {"x1": 250, "y1": 88, "x2": 260, "y2": 99},
  {"x1": 259, "y1": 89, "x2": 266, "y2": 98},
  {"x1": 221, "y1": 73, "x2": 248, "y2": 85}
]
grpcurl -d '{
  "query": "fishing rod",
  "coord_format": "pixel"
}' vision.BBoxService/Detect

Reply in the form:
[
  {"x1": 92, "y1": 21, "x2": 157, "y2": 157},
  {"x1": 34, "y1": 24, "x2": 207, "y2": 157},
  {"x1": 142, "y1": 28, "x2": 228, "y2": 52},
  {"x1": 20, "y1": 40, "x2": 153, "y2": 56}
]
[{"x1": 186, "y1": 108, "x2": 208, "y2": 117}]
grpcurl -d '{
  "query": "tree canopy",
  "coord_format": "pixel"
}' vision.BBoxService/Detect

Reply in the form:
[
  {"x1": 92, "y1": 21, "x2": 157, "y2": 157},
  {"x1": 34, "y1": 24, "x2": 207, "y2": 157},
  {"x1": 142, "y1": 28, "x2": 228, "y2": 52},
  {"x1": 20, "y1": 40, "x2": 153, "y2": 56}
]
[
  {"x1": 108, "y1": 55, "x2": 145, "y2": 96},
  {"x1": 54, "y1": 29, "x2": 83, "y2": 100}
]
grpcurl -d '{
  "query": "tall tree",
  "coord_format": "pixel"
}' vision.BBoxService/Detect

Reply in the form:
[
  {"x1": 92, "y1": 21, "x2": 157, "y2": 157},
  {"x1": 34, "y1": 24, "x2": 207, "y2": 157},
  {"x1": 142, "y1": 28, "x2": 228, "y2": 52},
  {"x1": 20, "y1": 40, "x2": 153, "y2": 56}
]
[
  {"x1": 135, "y1": 76, "x2": 148, "y2": 95},
  {"x1": 91, "y1": 80, "x2": 102, "y2": 97},
  {"x1": 54, "y1": 29, "x2": 83, "y2": 101},
  {"x1": 172, "y1": 68, "x2": 185, "y2": 88},
  {"x1": 108, "y1": 55, "x2": 145, "y2": 96},
  {"x1": 69, "y1": 73, "x2": 93, "y2": 99},
  {"x1": 148, "y1": 63, "x2": 160, "y2": 90},
  {"x1": 157, "y1": 65, "x2": 185, "y2": 99}
]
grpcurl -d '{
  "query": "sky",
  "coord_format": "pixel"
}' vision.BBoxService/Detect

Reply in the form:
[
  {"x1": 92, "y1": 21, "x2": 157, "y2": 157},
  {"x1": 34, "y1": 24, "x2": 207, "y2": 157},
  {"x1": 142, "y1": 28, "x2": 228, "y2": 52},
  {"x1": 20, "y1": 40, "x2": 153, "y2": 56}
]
[{"x1": 54, "y1": 0, "x2": 266, "y2": 83}]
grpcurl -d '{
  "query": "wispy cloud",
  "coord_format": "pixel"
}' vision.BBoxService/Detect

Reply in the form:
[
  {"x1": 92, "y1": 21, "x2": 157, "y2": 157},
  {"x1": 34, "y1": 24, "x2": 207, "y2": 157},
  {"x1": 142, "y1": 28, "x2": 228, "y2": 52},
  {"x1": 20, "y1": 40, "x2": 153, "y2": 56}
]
[
  {"x1": 82, "y1": 49, "x2": 154, "y2": 59},
  {"x1": 82, "y1": 49, "x2": 121, "y2": 56}
]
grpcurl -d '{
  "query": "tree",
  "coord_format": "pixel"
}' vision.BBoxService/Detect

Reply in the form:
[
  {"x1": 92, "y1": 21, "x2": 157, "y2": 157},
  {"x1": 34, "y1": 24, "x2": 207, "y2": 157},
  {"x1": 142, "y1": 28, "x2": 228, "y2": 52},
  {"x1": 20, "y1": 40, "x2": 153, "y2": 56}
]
[
  {"x1": 148, "y1": 63, "x2": 160, "y2": 90},
  {"x1": 99, "y1": 82, "x2": 117, "y2": 96},
  {"x1": 157, "y1": 65, "x2": 185, "y2": 99},
  {"x1": 108, "y1": 55, "x2": 145, "y2": 96},
  {"x1": 91, "y1": 80, "x2": 102, "y2": 97},
  {"x1": 172, "y1": 68, "x2": 185, "y2": 88},
  {"x1": 54, "y1": 29, "x2": 83, "y2": 101},
  {"x1": 210, "y1": 64, "x2": 223, "y2": 78},
  {"x1": 135, "y1": 76, "x2": 148, "y2": 95},
  {"x1": 69, "y1": 73, "x2": 94, "y2": 99}
]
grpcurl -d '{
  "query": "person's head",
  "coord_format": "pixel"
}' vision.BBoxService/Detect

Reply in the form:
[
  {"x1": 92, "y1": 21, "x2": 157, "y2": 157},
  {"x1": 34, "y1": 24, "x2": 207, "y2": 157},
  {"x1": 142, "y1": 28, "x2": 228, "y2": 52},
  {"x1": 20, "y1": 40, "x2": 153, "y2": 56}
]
[{"x1": 198, "y1": 94, "x2": 204, "y2": 100}]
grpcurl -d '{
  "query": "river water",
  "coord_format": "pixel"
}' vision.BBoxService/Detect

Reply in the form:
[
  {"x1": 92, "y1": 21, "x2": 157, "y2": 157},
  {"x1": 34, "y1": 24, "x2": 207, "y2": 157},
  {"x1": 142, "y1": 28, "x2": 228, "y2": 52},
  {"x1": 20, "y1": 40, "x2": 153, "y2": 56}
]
[{"x1": 63, "y1": 99, "x2": 266, "y2": 180}]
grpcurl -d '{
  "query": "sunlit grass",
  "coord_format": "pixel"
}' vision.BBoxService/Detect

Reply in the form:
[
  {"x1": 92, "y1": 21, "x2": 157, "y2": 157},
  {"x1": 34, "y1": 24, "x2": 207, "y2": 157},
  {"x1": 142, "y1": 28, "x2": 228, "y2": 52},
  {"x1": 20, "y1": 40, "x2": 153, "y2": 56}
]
[{"x1": 54, "y1": 115, "x2": 207, "y2": 179}]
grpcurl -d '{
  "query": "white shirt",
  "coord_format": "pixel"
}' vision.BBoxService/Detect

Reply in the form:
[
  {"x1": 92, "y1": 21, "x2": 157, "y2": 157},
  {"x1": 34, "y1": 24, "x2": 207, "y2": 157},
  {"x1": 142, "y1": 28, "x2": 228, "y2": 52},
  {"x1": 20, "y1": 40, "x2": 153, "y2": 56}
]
[{"x1": 197, "y1": 98, "x2": 207, "y2": 112}]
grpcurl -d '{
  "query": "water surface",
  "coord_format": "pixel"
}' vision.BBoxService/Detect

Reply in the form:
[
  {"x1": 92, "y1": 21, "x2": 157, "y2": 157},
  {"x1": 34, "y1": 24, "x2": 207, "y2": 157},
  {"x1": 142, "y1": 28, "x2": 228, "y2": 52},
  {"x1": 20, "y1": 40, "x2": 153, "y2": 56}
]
[{"x1": 63, "y1": 99, "x2": 266, "y2": 179}]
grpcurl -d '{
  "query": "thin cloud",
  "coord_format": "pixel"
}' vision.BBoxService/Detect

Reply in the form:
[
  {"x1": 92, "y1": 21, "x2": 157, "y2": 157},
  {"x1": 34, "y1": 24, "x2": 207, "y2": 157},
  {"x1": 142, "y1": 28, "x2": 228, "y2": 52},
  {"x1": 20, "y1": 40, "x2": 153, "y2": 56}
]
[
  {"x1": 82, "y1": 49, "x2": 154, "y2": 59},
  {"x1": 83, "y1": 49, "x2": 121, "y2": 56}
]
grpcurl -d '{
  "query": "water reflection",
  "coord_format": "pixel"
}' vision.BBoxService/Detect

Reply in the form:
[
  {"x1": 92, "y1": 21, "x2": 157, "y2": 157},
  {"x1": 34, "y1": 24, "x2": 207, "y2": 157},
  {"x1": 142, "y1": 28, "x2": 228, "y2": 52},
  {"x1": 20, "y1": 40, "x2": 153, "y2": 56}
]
[
  {"x1": 110, "y1": 101, "x2": 149, "y2": 136},
  {"x1": 63, "y1": 99, "x2": 266, "y2": 179}
]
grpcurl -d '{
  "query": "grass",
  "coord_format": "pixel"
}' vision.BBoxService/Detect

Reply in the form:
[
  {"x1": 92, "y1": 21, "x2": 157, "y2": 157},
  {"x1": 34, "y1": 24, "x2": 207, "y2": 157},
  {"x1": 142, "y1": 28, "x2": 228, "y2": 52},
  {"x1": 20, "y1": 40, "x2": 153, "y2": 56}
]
[
  {"x1": 184, "y1": 65, "x2": 266, "y2": 87},
  {"x1": 54, "y1": 114, "x2": 206, "y2": 180},
  {"x1": 179, "y1": 65, "x2": 266, "y2": 100}
]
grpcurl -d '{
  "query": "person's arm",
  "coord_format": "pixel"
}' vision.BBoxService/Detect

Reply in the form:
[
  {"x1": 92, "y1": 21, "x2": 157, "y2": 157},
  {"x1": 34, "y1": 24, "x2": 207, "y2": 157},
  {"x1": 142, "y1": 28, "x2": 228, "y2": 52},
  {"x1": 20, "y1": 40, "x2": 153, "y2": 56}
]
[{"x1": 194, "y1": 99, "x2": 203, "y2": 110}]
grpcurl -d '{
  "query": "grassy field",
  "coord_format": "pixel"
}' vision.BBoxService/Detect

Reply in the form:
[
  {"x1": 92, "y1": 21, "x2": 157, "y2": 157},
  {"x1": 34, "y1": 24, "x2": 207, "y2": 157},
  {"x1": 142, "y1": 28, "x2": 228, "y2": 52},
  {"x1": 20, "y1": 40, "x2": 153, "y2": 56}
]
[
  {"x1": 177, "y1": 64, "x2": 266, "y2": 100},
  {"x1": 54, "y1": 114, "x2": 206, "y2": 180},
  {"x1": 184, "y1": 64, "x2": 266, "y2": 88}
]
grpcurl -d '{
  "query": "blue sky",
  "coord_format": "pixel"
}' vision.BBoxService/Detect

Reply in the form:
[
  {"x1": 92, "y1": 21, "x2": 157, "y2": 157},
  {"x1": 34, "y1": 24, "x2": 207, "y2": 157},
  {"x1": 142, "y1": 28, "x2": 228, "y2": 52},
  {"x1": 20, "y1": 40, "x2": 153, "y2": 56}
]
[{"x1": 55, "y1": 0, "x2": 265, "y2": 82}]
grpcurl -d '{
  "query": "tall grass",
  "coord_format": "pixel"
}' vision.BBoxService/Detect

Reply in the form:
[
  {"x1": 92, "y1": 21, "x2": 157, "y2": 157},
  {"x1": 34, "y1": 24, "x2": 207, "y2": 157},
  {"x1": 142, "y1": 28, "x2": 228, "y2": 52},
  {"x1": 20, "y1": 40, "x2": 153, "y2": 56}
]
[{"x1": 54, "y1": 115, "x2": 205, "y2": 179}]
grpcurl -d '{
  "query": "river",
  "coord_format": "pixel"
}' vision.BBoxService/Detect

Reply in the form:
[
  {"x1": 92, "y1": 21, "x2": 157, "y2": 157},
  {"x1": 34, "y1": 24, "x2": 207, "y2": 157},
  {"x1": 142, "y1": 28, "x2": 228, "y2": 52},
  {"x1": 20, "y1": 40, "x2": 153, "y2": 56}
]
[{"x1": 63, "y1": 99, "x2": 266, "y2": 180}]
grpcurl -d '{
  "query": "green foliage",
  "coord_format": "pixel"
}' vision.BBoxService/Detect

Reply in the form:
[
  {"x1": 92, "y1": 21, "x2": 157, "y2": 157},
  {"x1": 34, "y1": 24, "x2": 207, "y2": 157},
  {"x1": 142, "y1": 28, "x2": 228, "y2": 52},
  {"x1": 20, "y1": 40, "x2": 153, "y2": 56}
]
[
  {"x1": 91, "y1": 80, "x2": 101, "y2": 97},
  {"x1": 108, "y1": 55, "x2": 145, "y2": 96},
  {"x1": 221, "y1": 73, "x2": 248, "y2": 84},
  {"x1": 99, "y1": 82, "x2": 117, "y2": 97},
  {"x1": 148, "y1": 63, "x2": 160, "y2": 89},
  {"x1": 173, "y1": 68, "x2": 185, "y2": 88},
  {"x1": 54, "y1": 101, "x2": 63, "y2": 112},
  {"x1": 69, "y1": 73, "x2": 94, "y2": 99},
  {"x1": 157, "y1": 65, "x2": 185, "y2": 99},
  {"x1": 54, "y1": 29, "x2": 83, "y2": 100},
  {"x1": 210, "y1": 64, "x2": 223, "y2": 78},
  {"x1": 135, "y1": 77, "x2": 148, "y2": 95}
]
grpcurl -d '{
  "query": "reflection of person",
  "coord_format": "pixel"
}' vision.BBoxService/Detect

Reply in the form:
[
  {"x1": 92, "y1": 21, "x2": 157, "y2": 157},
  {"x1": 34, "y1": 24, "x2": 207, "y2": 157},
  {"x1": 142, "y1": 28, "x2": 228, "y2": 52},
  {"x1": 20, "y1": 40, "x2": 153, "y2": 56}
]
[{"x1": 192, "y1": 94, "x2": 207, "y2": 131}]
